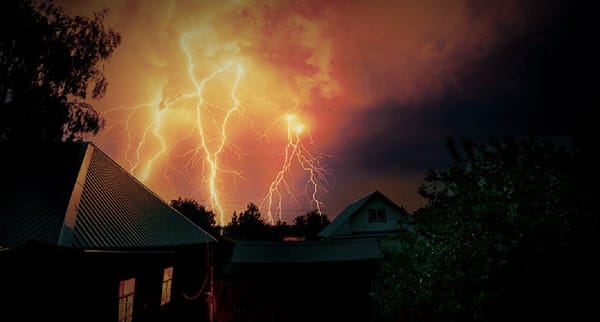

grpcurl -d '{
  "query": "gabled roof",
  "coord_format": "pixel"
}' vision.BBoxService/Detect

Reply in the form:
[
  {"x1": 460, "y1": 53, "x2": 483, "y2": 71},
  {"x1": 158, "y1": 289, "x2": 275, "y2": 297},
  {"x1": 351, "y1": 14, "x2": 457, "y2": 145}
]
[
  {"x1": 318, "y1": 190, "x2": 406, "y2": 238},
  {"x1": 0, "y1": 142, "x2": 215, "y2": 250},
  {"x1": 230, "y1": 238, "x2": 382, "y2": 264}
]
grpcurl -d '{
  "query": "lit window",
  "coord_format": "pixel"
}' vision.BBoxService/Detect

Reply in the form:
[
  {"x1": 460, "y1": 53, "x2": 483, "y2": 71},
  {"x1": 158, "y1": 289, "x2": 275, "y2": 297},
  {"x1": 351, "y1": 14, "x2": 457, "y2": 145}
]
[
  {"x1": 368, "y1": 208, "x2": 386, "y2": 223},
  {"x1": 161, "y1": 267, "x2": 173, "y2": 306},
  {"x1": 118, "y1": 278, "x2": 135, "y2": 322}
]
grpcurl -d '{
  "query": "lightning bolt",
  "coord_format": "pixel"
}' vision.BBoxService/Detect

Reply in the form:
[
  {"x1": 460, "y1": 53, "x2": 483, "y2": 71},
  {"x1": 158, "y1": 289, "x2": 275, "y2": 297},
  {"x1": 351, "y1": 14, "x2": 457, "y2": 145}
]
[
  {"x1": 104, "y1": 94, "x2": 194, "y2": 199},
  {"x1": 99, "y1": 32, "x2": 331, "y2": 228},
  {"x1": 104, "y1": 98, "x2": 167, "y2": 184},
  {"x1": 261, "y1": 114, "x2": 328, "y2": 224},
  {"x1": 114, "y1": 95, "x2": 191, "y2": 186},
  {"x1": 128, "y1": 107, "x2": 167, "y2": 182},
  {"x1": 180, "y1": 32, "x2": 244, "y2": 226},
  {"x1": 100, "y1": 32, "x2": 244, "y2": 227}
]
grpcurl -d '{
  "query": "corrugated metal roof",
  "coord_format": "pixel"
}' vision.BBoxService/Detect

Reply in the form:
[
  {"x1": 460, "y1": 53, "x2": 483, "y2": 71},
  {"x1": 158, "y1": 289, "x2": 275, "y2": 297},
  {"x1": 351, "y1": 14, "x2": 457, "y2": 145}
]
[
  {"x1": 0, "y1": 142, "x2": 215, "y2": 250},
  {"x1": 230, "y1": 238, "x2": 382, "y2": 263},
  {"x1": 0, "y1": 143, "x2": 88, "y2": 248},
  {"x1": 318, "y1": 190, "x2": 406, "y2": 238}
]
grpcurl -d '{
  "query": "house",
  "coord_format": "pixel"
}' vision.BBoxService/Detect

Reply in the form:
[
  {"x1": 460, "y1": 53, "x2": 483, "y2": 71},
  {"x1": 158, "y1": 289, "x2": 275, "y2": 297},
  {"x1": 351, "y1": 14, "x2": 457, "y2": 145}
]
[
  {"x1": 0, "y1": 142, "x2": 216, "y2": 322},
  {"x1": 319, "y1": 190, "x2": 409, "y2": 239},
  {"x1": 221, "y1": 239, "x2": 383, "y2": 322},
  {"x1": 216, "y1": 191, "x2": 409, "y2": 322}
]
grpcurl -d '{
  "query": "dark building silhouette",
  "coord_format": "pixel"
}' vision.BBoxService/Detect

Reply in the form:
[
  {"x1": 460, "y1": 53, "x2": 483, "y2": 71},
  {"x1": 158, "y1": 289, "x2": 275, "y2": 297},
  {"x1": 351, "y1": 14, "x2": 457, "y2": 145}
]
[
  {"x1": 214, "y1": 191, "x2": 408, "y2": 322},
  {"x1": 319, "y1": 190, "x2": 409, "y2": 240},
  {"x1": 0, "y1": 142, "x2": 216, "y2": 322}
]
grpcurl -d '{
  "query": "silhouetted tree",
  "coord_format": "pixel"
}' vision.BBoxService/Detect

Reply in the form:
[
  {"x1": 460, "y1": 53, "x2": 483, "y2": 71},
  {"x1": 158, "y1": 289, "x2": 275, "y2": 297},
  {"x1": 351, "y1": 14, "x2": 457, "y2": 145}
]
[
  {"x1": 222, "y1": 205, "x2": 330, "y2": 241},
  {"x1": 170, "y1": 197, "x2": 218, "y2": 236},
  {"x1": 224, "y1": 202, "x2": 271, "y2": 240},
  {"x1": 381, "y1": 136, "x2": 598, "y2": 322},
  {"x1": 270, "y1": 220, "x2": 294, "y2": 240},
  {"x1": 293, "y1": 210, "x2": 330, "y2": 240},
  {"x1": 0, "y1": 0, "x2": 120, "y2": 141}
]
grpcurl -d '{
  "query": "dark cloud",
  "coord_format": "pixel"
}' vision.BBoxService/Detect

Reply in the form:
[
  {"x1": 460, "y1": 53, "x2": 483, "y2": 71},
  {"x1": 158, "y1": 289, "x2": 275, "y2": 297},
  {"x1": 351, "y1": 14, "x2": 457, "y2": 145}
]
[
  {"x1": 334, "y1": 3, "x2": 582, "y2": 179},
  {"x1": 56, "y1": 0, "x2": 597, "y2": 219}
]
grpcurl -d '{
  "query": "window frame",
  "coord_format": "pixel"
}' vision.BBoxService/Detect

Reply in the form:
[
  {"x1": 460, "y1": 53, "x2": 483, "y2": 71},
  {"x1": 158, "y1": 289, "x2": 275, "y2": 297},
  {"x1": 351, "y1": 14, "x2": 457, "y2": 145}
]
[
  {"x1": 161, "y1": 266, "x2": 174, "y2": 306},
  {"x1": 118, "y1": 278, "x2": 135, "y2": 322},
  {"x1": 368, "y1": 208, "x2": 387, "y2": 223}
]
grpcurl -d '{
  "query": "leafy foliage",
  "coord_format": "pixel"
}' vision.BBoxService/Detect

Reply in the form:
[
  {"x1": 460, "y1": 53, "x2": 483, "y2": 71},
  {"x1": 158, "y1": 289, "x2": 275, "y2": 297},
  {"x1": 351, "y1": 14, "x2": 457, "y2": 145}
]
[
  {"x1": 293, "y1": 210, "x2": 330, "y2": 240},
  {"x1": 224, "y1": 203, "x2": 271, "y2": 240},
  {"x1": 0, "y1": 0, "x2": 120, "y2": 141},
  {"x1": 170, "y1": 197, "x2": 218, "y2": 236},
  {"x1": 222, "y1": 205, "x2": 330, "y2": 241},
  {"x1": 381, "y1": 136, "x2": 598, "y2": 321}
]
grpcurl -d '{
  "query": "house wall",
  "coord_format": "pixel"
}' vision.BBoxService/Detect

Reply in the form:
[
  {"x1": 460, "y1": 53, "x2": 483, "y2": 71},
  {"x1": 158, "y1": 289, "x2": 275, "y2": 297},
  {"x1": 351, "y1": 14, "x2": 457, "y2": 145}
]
[
  {"x1": 0, "y1": 244, "x2": 211, "y2": 322},
  {"x1": 220, "y1": 260, "x2": 379, "y2": 322},
  {"x1": 332, "y1": 220, "x2": 352, "y2": 236},
  {"x1": 346, "y1": 198, "x2": 402, "y2": 236}
]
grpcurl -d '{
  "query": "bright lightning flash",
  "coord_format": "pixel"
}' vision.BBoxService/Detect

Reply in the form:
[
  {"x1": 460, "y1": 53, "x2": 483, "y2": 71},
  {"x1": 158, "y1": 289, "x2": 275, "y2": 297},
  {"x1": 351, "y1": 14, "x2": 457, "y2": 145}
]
[
  {"x1": 181, "y1": 32, "x2": 245, "y2": 227},
  {"x1": 99, "y1": 31, "x2": 331, "y2": 227},
  {"x1": 103, "y1": 32, "x2": 245, "y2": 227},
  {"x1": 261, "y1": 114, "x2": 328, "y2": 224}
]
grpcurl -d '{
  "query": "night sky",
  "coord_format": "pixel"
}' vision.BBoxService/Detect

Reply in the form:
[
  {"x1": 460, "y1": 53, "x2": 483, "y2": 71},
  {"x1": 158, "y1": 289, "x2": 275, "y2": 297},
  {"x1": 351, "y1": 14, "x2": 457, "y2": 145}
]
[{"x1": 57, "y1": 0, "x2": 594, "y2": 225}]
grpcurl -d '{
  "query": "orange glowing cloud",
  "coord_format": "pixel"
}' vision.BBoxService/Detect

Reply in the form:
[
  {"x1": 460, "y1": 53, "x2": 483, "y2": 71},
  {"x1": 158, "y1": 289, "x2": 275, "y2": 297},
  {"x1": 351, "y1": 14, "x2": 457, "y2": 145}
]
[{"x1": 55, "y1": 0, "x2": 564, "y2": 222}]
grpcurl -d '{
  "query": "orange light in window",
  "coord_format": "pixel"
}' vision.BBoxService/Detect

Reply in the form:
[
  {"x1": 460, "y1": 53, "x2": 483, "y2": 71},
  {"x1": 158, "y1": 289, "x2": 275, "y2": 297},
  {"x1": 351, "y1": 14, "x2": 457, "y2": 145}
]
[
  {"x1": 119, "y1": 278, "x2": 135, "y2": 322},
  {"x1": 163, "y1": 267, "x2": 173, "y2": 281},
  {"x1": 161, "y1": 267, "x2": 173, "y2": 306}
]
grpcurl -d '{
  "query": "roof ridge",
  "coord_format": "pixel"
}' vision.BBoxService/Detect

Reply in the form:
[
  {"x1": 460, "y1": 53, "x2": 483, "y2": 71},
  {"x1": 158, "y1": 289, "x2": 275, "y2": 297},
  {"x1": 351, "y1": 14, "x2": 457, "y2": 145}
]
[
  {"x1": 318, "y1": 190, "x2": 404, "y2": 238},
  {"x1": 85, "y1": 142, "x2": 173, "y2": 207},
  {"x1": 84, "y1": 142, "x2": 217, "y2": 242},
  {"x1": 57, "y1": 143, "x2": 94, "y2": 246}
]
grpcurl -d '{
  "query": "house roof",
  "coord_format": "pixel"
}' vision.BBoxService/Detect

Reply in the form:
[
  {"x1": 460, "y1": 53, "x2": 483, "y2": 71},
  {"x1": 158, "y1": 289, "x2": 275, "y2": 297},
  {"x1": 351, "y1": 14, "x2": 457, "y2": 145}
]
[
  {"x1": 318, "y1": 190, "x2": 406, "y2": 238},
  {"x1": 230, "y1": 238, "x2": 382, "y2": 264},
  {"x1": 0, "y1": 142, "x2": 215, "y2": 250}
]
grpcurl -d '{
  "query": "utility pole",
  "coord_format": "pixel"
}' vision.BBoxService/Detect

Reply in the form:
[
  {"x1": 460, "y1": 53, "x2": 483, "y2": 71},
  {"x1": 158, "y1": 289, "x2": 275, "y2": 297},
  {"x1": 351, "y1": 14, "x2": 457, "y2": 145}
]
[{"x1": 208, "y1": 242, "x2": 214, "y2": 322}]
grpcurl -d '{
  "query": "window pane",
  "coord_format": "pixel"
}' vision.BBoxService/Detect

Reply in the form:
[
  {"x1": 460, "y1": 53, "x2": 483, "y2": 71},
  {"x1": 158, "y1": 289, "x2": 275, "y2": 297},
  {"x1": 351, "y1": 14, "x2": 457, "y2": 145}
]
[
  {"x1": 119, "y1": 279, "x2": 135, "y2": 322},
  {"x1": 368, "y1": 209, "x2": 375, "y2": 222},
  {"x1": 126, "y1": 295, "x2": 134, "y2": 316},
  {"x1": 166, "y1": 280, "x2": 172, "y2": 301},
  {"x1": 124, "y1": 278, "x2": 135, "y2": 296},
  {"x1": 162, "y1": 279, "x2": 173, "y2": 305},
  {"x1": 163, "y1": 267, "x2": 173, "y2": 281},
  {"x1": 119, "y1": 298, "x2": 126, "y2": 320}
]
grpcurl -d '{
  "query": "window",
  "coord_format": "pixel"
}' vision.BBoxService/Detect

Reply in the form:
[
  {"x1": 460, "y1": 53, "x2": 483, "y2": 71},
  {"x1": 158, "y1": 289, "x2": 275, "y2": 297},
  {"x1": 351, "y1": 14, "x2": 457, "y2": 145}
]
[
  {"x1": 161, "y1": 267, "x2": 173, "y2": 306},
  {"x1": 368, "y1": 208, "x2": 387, "y2": 223},
  {"x1": 118, "y1": 278, "x2": 135, "y2": 322}
]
